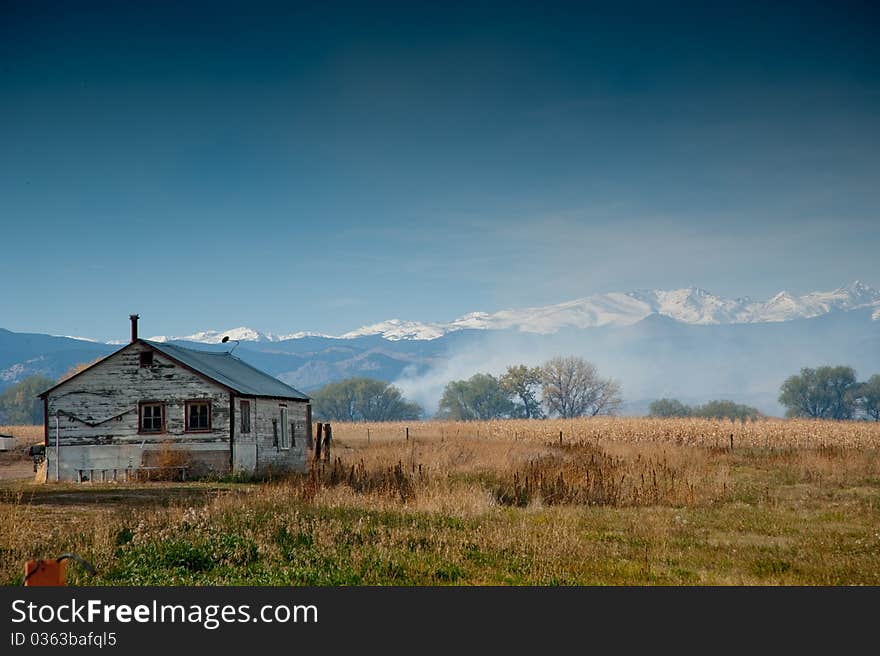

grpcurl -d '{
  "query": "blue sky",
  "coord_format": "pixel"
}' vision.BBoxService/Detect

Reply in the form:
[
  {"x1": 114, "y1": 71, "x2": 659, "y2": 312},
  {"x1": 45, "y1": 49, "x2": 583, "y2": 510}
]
[{"x1": 1, "y1": 1, "x2": 879, "y2": 341}]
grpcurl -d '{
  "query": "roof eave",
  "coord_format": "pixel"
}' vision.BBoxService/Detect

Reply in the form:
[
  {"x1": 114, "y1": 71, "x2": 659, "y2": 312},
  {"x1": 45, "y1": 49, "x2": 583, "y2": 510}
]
[
  {"x1": 234, "y1": 392, "x2": 310, "y2": 402},
  {"x1": 39, "y1": 338, "x2": 310, "y2": 402},
  {"x1": 37, "y1": 343, "x2": 127, "y2": 398}
]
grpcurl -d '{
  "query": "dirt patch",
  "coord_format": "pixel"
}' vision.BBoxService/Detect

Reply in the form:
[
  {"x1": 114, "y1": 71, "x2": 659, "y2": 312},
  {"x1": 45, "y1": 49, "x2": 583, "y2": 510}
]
[
  {"x1": 2, "y1": 483, "x2": 245, "y2": 510},
  {"x1": 0, "y1": 448, "x2": 37, "y2": 482},
  {"x1": 0, "y1": 461, "x2": 36, "y2": 481}
]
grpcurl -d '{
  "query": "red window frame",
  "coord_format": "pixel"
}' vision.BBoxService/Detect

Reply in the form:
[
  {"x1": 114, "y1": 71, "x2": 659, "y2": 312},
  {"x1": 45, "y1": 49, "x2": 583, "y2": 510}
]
[
  {"x1": 138, "y1": 401, "x2": 165, "y2": 434},
  {"x1": 185, "y1": 400, "x2": 212, "y2": 433}
]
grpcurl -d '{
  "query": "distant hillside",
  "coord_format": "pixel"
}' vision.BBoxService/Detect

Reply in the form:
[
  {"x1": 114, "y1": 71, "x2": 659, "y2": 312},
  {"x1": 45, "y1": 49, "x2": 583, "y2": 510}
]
[{"x1": 0, "y1": 329, "x2": 115, "y2": 387}]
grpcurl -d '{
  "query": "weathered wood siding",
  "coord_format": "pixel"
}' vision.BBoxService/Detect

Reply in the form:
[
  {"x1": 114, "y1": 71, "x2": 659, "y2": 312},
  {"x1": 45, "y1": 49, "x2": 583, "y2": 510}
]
[
  {"x1": 45, "y1": 341, "x2": 231, "y2": 480},
  {"x1": 232, "y1": 396, "x2": 308, "y2": 475}
]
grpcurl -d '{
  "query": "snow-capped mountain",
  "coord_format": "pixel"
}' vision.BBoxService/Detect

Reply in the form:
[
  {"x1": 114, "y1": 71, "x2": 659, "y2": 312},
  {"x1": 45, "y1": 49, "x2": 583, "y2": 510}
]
[
  {"x1": 147, "y1": 327, "x2": 332, "y2": 344},
  {"x1": 144, "y1": 281, "x2": 880, "y2": 344},
  {"x1": 335, "y1": 281, "x2": 880, "y2": 340},
  {"x1": 340, "y1": 319, "x2": 447, "y2": 341}
]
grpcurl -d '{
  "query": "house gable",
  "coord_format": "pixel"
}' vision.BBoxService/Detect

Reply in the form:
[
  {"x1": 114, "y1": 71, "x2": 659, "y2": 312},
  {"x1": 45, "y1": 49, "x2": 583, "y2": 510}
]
[
  {"x1": 40, "y1": 340, "x2": 234, "y2": 399},
  {"x1": 44, "y1": 341, "x2": 231, "y2": 447}
]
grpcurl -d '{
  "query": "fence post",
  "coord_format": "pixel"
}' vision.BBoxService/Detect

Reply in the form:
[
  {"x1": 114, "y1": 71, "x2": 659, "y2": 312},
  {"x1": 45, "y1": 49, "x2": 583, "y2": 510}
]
[
  {"x1": 367, "y1": 427, "x2": 370, "y2": 444},
  {"x1": 405, "y1": 426, "x2": 409, "y2": 442},
  {"x1": 323, "y1": 424, "x2": 332, "y2": 462},
  {"x1": 314, "y1": 423, "x2": 323, "y2": 461},
  {"x1": 729, "y1": 433, "x2": 734, "y2": 451},
  {"x1": 559, "y1": 430, "x2": 563, "y2": 445}
]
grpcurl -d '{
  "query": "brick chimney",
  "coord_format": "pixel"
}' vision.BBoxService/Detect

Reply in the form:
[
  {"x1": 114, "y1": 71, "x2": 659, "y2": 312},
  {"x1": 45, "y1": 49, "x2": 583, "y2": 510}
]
[{"x1": 130, "y1": 314, "x2": 139, "y2": 343}]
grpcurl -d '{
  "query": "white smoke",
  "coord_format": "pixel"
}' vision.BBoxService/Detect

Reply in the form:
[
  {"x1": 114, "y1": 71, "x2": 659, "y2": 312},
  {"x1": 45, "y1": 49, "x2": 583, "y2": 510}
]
[{"x1": 389, "y1": 312, "x2": 878, "y2": 418}]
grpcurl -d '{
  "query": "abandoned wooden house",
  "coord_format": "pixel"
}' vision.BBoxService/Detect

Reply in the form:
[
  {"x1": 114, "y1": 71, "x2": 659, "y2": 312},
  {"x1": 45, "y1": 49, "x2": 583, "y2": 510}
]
[{"x1": 38, "y1": 315, "x2": 311, "y2": 481}]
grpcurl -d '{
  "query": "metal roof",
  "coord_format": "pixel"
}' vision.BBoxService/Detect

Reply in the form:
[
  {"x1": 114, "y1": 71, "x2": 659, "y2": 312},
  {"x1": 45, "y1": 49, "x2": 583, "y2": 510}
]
[{"x1": 146, "y1": 340, "x2": 309, "y2": 401}]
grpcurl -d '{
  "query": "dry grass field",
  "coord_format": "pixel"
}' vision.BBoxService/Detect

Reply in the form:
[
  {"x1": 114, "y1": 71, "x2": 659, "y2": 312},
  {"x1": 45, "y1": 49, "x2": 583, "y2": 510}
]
[
  {"x1": 0, "y1": 425, "x2": 43, "y2": 482},
  {"x1": 2, "y1": 417, "x2": 879, "y2": 585},
  {"x1": 0, "y1": 425, "x2": 43, "y2": 444}
]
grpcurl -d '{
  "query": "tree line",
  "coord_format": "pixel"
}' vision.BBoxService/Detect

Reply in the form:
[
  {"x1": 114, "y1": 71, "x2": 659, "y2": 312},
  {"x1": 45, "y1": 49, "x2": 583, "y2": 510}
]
[
  {"x1": 437, "y1": 356, "x2": 621, "y2": 420},
  {"x1": 310, "y1": 377, "x2": 423, "y2": 422},
  {"x1": 649, "y1": 398, "x2": 762, "y2": 421},
  {"x1": 649, "y1": 366, "x2": 880, "y2": 422},
  {"x1": 0, "y1": 375, "x2": 54, "y2": 425},
  {"x1": 312, "y1": 356, "x2": 621, "y2": 422}
]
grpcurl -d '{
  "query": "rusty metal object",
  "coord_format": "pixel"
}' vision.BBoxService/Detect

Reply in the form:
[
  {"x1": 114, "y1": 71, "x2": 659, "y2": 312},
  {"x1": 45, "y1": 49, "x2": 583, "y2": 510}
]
[{"x1": 24, "y1": 553, "x2": 96, "y2": 586}]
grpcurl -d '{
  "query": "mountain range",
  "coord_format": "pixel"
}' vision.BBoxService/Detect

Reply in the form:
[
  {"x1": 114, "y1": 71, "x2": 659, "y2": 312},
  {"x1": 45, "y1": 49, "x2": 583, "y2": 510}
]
[
  {"x1": 3, "y1": 282, "x2": 879, "y2": 417},
  {"x1": 142, "y1": 281, "x2": 880, "y2": 343}
]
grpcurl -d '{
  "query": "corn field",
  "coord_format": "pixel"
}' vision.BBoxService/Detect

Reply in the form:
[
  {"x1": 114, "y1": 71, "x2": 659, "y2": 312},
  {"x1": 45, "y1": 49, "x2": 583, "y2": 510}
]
[{"x1": 331, "y1": 417, "x2": 880, "y2": 450}]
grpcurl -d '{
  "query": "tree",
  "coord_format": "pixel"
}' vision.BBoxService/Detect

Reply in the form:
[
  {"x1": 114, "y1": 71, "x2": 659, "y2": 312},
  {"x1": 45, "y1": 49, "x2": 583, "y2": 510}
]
[
  {"x1": 648, "y1": 398, "x2": 691, "y2": 418},
  {"x1": 0, "y1": 375, "x2": 55, "y2": 425},
  {"x1": 58, "y1": 357, "x2": 105, "y2": 383},
  {"x1": 778, "y1": 366, "x2": 859, "y2": 420},
  {"x1": 857, "y1": 374, "x2": 880, "y2": 421},
  {"x1": 540, "y1": 356, "x2": 622, "y2": 418},
  {"x1": 437, "y1": 373, "x2": 514, "y2": 420},
  {"x1": 311, "y1": 378, "x2": 422, "y2": 422},
  {"x1": 692, "y1": 400, "x2": 762, "y2": 421},
  {"x1": 500, "y1": 364, "x2": 544, "y2": 419},
  {"x1": 312, "y1": 379, "x2": 359, "y2": 421},
  {"x1": 350, "y1": 378, "x2": 423, "y2": 421}
]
